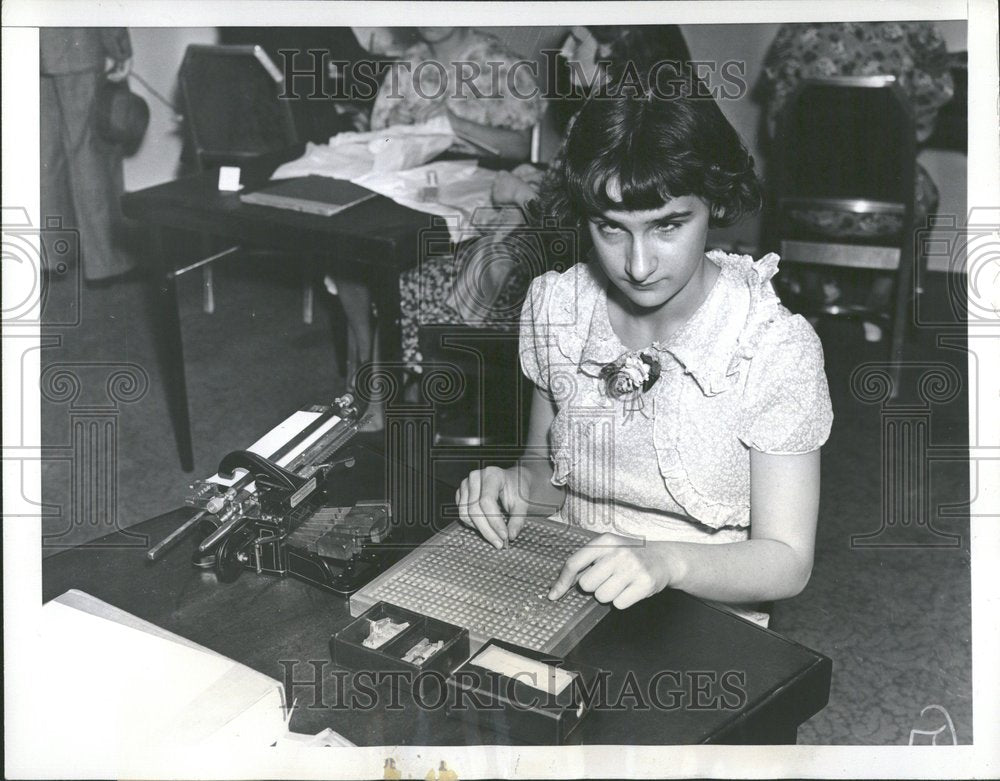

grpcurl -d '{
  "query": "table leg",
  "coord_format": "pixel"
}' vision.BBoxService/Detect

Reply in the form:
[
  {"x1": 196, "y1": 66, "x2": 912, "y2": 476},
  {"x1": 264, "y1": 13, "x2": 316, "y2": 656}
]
[
  {"x1": 146, "y1": 226, "x2": 195, "y2": 472},
  {"x1": 372, "y1": 272, "x2": 406, "y2": 411},
  {"x1": 375, "y1": 275, "x2": 403, "y2": 367}
]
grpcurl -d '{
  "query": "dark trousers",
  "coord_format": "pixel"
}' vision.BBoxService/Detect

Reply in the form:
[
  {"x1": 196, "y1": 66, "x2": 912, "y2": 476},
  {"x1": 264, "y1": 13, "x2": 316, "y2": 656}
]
[{"x1": 41, "y1": 70, "x2": 135, "y2": 281}]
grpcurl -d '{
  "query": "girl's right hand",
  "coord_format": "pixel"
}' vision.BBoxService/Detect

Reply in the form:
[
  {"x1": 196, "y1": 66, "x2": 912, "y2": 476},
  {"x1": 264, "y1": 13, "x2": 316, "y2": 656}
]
[{"x1": 456, "y1": 465, "x2": 530, "y2": 549}]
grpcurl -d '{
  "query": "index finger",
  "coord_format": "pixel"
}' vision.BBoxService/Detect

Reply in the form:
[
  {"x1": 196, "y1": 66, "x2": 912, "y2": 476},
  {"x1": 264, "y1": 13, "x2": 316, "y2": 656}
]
[
  {"x1": 547, "y1": 542, "x2": 604, "y2": 600},
  {"x1": 469, "y1": 492, "x2": 508, "y2": 550}
]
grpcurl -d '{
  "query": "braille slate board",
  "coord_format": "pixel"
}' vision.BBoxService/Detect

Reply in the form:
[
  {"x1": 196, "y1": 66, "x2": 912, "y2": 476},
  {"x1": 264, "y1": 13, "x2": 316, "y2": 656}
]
[{"x1": 350, "y1": 519, "x2": 610, "y2": 656}]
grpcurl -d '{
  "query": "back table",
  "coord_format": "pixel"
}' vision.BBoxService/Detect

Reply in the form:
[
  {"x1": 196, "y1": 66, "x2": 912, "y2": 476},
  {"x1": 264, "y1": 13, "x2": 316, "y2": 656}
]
[{"x1": 121, "y1": 162, "x2": 432, "y2": 472}]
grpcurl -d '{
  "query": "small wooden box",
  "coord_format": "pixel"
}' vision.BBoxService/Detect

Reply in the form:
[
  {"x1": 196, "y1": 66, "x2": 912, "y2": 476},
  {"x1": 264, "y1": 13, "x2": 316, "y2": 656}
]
[
  {"x1": 330, "y1": 601, "x2": 470, "y2": 684},
  {"x1": 445, "y1": 639, "x2": 601, "y2": 744}
]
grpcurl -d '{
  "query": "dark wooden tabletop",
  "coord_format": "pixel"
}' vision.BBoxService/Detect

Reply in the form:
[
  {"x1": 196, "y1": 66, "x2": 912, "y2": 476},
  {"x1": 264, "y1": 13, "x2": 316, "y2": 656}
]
[
  {"x1": 41, "y1": 445, "x2": 831, "y2": 746},
  {"x1": 121, "y1": 167, "x2": 436, "y2": 269},
  {"x1": 118, "y1": 161, "x2": 446, "y2": 471}
]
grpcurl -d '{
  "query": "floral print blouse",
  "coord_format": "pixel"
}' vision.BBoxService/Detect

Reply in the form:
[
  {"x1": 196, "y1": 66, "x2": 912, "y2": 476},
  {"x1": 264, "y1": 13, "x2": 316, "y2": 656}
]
[
  {"x1": 370, "y1": 31, "x2": 541, "y2": 135},
  {"x1": 519, "y1": 251, "x2": 834, "y2": 544}
]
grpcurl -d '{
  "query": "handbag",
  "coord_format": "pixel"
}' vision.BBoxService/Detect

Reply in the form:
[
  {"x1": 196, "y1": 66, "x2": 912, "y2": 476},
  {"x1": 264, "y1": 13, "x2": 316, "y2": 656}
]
[{"x1": 97, "y1": 78, "x2": 150, "y2": 152}]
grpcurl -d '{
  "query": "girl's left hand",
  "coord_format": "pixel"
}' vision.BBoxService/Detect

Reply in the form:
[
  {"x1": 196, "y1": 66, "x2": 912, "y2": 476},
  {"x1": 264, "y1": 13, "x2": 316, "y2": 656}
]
[{"x1": 547, "y1": 534, "x2": 674, "y2": 609}]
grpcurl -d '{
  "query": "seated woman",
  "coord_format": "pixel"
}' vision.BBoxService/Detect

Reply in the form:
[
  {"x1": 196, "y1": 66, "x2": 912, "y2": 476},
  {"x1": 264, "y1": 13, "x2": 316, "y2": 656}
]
[
  {"x1": 756, "y1": 22, "x2": 955, "y2": 342},
  {"x1": 399, "y1": 25, "x2": 692, "y2": 378},
  {"x1": 332, "y1": 27, "x2": 541, "y2": 426},
  {"x1": 457, "y1": 76, "x2": 833, "y2": 624},
  {"x1": 370, "y1": 27, "x2": 539, "y2": 157}
]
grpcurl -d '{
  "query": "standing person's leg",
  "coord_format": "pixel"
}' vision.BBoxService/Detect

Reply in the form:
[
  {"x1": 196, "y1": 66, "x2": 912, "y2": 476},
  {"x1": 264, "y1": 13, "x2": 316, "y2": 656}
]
[
  {"x1": 40, "y1": 75, "x2": 78, "y2": 276},
  {"x1": 331, "y1": 274, "x2": 385, "y2": 431},
  {"x1": 334, "y1": 253, "x2": 464, "y2": 430},
  {"x1": 54, "y1": 70, "x2": 135, "y2": 282},
  {"x1": 334, "y1": 275, "x2": 374, "y2": 384}
]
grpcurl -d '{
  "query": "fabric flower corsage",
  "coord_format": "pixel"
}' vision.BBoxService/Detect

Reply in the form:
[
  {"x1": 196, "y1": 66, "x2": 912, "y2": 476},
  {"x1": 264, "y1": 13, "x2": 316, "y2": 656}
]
[{"x1": 599, "y1": 349, "x2": 662, "y2": 420}]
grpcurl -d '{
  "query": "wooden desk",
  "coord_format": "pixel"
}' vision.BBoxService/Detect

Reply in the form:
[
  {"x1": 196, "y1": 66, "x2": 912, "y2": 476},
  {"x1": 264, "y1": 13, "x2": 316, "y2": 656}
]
[
  {"x1": 121, "y1": 167, "x2": 431, "y2": 472},
  {"x1": 41, "y1": 446, "x2": 831, "y2": 745}
]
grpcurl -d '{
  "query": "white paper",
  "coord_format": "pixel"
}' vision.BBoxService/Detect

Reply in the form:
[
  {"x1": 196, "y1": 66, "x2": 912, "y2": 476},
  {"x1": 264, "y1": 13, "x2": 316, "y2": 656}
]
[
  {"x1": 269, "y1": 118, "x2": 497, "y2": 240},
  {"x1": 271, "y1": 116, "x2": 456, "y2": 182},
  {"x1": 353, "y1": 160, "x2": 497, "y2": 240},
  {"x1": 36, "y1": 594, "x2": 288, "y2": 763},
  {"x1": 217, "y1": 165, "x2": 242, "y2": 191},
  {"x1": 207, "y1": 410, "x2": 340, "y2": 489},
  {"x1": 471, "y1": 645, "x2": 578, "y2": 696}
]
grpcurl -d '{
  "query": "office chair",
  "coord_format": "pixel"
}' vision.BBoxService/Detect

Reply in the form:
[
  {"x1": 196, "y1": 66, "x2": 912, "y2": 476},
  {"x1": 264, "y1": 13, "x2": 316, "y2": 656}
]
[
  {"x1": 768, "y1": 75, "x2": 918, "y2": 395},
  {"x1": 177, "y1": 44, "x2": 314, "y2": 322}
]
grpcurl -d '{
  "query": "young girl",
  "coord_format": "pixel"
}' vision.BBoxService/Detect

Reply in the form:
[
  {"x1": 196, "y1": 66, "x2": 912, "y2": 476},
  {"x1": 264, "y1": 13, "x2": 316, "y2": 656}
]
[
  {"x1": 402, "y1": 24, "x2": 692, "y2": 375},
  {"x1": 457, "y1": 80, "x2": 833, "y2": 623}
]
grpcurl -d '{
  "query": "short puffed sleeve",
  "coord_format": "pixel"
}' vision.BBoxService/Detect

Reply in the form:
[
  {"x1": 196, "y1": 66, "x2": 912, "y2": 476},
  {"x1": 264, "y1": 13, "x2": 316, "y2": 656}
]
[
  {"x1": 738, "y1": 315, "x2": 833, "y2": 454},
  {"x1": 518, "y1": 272, "x2": 558, "y2": 392}
]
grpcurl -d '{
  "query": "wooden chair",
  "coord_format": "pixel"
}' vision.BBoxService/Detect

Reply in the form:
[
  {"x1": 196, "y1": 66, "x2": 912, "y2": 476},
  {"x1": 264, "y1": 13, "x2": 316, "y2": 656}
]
[
  {"x1": 768, "y1": 75, "x2": 918, "y2": 395},
  {"x1": 178, "y1": 44, "x2": 314, "y2": 322}
]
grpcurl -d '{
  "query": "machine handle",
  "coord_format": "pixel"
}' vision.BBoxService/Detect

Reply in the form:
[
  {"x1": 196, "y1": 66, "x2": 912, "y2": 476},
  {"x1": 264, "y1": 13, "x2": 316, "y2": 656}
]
[
  {"x1": 217, "y1": 450, "x2": 306, "y2": 491},
  {"x1": 147, "y1": 510, "x2": 206, "y2": 561}
]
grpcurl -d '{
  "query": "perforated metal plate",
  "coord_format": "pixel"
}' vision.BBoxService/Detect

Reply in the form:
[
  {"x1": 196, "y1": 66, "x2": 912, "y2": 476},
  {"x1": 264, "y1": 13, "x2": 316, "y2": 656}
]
[{"x1": 350, "y1": 519, "x2": 609, "y2": 655}]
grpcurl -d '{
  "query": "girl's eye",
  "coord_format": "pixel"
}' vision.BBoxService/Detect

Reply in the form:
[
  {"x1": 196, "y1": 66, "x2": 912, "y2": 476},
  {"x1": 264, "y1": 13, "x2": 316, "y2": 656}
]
[
  {"x1": 656, "y1": 223, "x2": 680, "y2": 233},
  {"x1": 595, "y1": 222, "x2": 623, "y2": 235}
]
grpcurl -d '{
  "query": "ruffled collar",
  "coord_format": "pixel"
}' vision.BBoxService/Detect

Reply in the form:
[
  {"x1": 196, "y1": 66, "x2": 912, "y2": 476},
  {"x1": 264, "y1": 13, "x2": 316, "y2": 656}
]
[{"x1": 576, "y1": 250, "x2": 782, "y2": 396}]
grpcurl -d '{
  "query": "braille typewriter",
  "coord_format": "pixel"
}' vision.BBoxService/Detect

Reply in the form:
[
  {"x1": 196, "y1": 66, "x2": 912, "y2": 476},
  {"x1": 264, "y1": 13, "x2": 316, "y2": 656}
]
[{"x1": 147, "y1": 395, "x2": 393, "y2": 595}]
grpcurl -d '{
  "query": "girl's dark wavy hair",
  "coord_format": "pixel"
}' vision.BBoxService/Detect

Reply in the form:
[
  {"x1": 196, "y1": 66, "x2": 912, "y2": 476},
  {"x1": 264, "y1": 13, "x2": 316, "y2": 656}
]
[{"x1": 543, "y1": 75, "x2": 763, "y2": 230}]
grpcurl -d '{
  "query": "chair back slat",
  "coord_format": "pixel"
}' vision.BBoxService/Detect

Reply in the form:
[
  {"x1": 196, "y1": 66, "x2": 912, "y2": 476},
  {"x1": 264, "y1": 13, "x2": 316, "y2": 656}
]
[{"x1": 775, "y1": 77, "x2": 916, "y2": 206}]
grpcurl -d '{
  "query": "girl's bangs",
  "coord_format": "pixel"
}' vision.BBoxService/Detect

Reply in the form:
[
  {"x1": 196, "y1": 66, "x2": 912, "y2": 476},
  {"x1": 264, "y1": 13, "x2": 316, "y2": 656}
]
[{"x1": 571, "y1": 152, "x2": 685, "y2": 217}]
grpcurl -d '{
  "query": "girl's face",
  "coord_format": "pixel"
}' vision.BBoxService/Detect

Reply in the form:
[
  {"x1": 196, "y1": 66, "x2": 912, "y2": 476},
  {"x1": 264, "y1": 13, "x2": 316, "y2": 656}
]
[{"x1": 587, "y1": 190, "x2": 712, "y2": 312}]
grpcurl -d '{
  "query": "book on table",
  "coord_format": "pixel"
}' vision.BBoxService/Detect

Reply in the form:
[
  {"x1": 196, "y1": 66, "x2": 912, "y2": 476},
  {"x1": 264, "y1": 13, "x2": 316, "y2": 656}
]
[{"x1": 240, "y1": 175, "x2": 377, "y2": 217}]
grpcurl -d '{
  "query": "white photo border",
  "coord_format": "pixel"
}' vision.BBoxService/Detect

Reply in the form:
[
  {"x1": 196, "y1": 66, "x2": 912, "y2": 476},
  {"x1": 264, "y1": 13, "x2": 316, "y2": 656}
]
[{"x1": 3, "y1": 1, "x2": 997, "y2": 778}]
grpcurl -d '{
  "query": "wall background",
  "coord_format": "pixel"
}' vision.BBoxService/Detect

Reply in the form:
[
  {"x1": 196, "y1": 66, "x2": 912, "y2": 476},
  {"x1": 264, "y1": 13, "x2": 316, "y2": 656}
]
[
  {"x1": 122, "y1": 22, "x2": 968, "y2": 270},
  {"x1": 125, "y1": 27, "x2": 217, "y2": 191}
]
